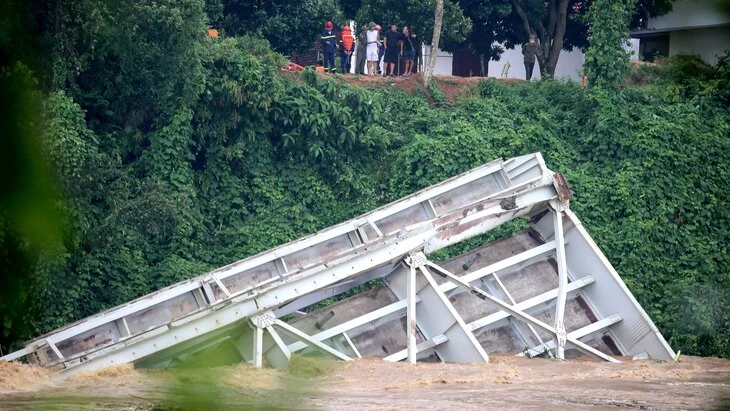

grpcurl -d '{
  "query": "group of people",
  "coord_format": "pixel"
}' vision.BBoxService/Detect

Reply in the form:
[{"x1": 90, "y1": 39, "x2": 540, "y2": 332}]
[{"x1": 320, "y1": 21, "x2": 420, "y2": 76}]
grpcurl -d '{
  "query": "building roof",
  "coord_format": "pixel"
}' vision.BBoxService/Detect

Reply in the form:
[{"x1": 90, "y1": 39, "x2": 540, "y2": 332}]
[{"x1": 631, "y1": 22, "x2": 730, "y2": 38}]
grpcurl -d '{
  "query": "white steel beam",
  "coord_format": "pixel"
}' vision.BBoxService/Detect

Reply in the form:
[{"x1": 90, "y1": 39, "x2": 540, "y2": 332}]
[
  {"x1": 284, "y1": 241, "x2": 562, "y2": 355},
  {"x1": 45, "y1": 339, "x2": 64, "y2": 361},
  {"x1": 418, "y1": 264, "x2": 489, "y2": 363},
  {"x1": 212, "y1": 275, "x2": 232, "y2": 298},
  {"x1": 287, "y1": 296, "x2": 421, "y2": 353},
  {"x1": 551, "y1": 202, "x2": 569, "y2": 359},
  {"x1": 266, "y1": 326, "x2": 291, "y2": 360},
  {"x1": 23, "y1": 281, "x2": 204, "y2": 350},
  {"x1": 521, "y1": 314, "x2": 623, "y2": 357},
  {"x1": 274, "y1": 319, "x2": 352, "y2": 362},
  {"x1": 406, "y1": 264, "x2": 418, "y2": 364},
  {"x1": 342, "y1": 332, "x2": 362, "y2": 359},
  {"x1": 0, "y1": 347, "x2": 33, "y2": 362},
  {"x1": 423, "y1": 258, "x2": 619, "y2": 363},
  {"x1": 383, "y1": 334, "x2": 449, "y2": 362},
  {"x1": 441, "y1": 241, "x2": 557, "y2": 294},
  {"x1": 253, "y1": 325, "x2": 264, "y2": 368},
  {"x1": 468, "y1": 275, "x2": 595, "y2": 331},
  {"x1": 492, "y1": 272, "x2": 549, "y2": 355}
]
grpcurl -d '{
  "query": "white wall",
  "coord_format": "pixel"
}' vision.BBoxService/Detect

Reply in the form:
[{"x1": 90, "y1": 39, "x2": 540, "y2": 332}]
[
  {"x1": 669, "y1": 26, "x2": 730, "y2": 63},
  {"x1": 421, "y1": 46, "x2": 454, "y2": 76},
  {"x1": 423, "y1": 45, "x2": 585, "y2": 81},
  {"x1": 628, "y1": 38, "x2": 641, "y2": 61},
  {"x1": 489, "y1": 46, "x2": 585, "y2": 81},
  {"x1": 648, "y1": 0, "x2": 730, "y2": 30}
]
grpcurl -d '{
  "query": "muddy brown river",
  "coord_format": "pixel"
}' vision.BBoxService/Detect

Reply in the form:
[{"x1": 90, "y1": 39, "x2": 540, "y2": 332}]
[{"x1": 1, "y1": 355, "x2": 729, "y2": 410}]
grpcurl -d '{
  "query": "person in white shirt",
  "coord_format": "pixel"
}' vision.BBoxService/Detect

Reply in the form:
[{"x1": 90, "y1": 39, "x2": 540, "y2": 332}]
[{"x1": 366, "y1": 22, "x2": 379, "y2": 76}]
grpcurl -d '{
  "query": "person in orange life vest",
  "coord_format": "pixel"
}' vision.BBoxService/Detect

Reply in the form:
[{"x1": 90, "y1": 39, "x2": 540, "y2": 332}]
[
  {"x1": 338, "y1": 25, "x2": 355, "y2": 74},
  {"x1": 321, "y1": 21, "x2": 337, "y2": 73}
]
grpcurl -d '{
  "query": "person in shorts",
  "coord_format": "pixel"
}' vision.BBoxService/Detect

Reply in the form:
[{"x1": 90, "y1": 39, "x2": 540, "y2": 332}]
[
  {"x1": 401, "y1": 26, "x2": 418, "y2": 76},
  {"x1": 383, "y1": 23, "x2": 402, "y2": 76},
  {"x1": 366, "y1": 22, "x2": 379, "y2": 76}
]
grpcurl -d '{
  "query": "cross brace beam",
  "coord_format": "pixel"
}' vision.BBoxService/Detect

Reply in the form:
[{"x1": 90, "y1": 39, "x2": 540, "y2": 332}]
[{"x1": 418, "y1": 255, "x2": 619, "y2": 363}]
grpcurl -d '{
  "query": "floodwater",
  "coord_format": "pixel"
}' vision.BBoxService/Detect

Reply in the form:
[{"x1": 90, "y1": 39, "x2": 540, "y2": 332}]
[{"x1": 1, "y1": 355, "x2": 729, "y2": 410}]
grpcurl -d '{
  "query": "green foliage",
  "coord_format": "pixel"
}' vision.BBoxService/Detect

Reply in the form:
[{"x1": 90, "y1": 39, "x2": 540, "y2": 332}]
[
  {"x1": 0, "y1": 63, "x2": 63, "y2": 348},
  {"x1": 583, "y1": 0, "x2": 633, "y2": 88},
  {"x1": 455, "y1": 0, "x2": 520, "y2": 63},
  {"x1": 629, "y1": 53, "x2": 730, "y2": 105},
  {"x1": 213, "y1": 0, "x2": 344, "y2": 53}
]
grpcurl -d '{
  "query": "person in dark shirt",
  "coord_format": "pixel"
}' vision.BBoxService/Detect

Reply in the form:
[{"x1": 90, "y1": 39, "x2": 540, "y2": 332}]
[
  {"x1": 401, "y1": 26, "x2": 418, "y2": 77},
  {"x1": 320, "y1": 21, "x2": 337, "y2": 74},
  {"x1": 383, "y1": 23, "x2": 403, "y2": 77}
]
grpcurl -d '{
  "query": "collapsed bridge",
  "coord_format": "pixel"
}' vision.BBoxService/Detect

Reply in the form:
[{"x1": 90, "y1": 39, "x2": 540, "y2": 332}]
[{"x1": 1, "y1": 153, "x2": 675, "y2": 374}]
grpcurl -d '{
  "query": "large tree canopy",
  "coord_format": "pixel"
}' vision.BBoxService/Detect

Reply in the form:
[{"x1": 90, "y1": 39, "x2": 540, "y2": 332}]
[
  {"x1": 355, "y1": 0, "x2": 472, "y2": 53},
  {"x1": 506, "y1": 0, "x2": 676, "y2": 78},
  {"x1": 455, "y1": 1, "x2": 520, "y2": 70},
  {"x1": 209, "y1": 0, "x2": 343, "y2": 53}
]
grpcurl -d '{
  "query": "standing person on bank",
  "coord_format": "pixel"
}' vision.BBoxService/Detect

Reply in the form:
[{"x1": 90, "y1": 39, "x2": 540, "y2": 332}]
[
  {"x1": 339, "y1": 24, "x2": 355, "y2": 74},
  {"x1": 356, "y1": 26, "x2": 368, "y2": 74},
  {"x1": 522, "y1": 34, "x2": 541, "y2": 81},
  {"x1": 401, "y1": 26, "x2": 418, "y2": 76},
  {"x1": 321, "y1": 21, "x2": 337, "y2": 74},
  {"x1": 366, "y1": 23, "x2": 379, "y2": 76},
  {"x1": 383, "y1": 23, "x2": 402, "y2": 77}
]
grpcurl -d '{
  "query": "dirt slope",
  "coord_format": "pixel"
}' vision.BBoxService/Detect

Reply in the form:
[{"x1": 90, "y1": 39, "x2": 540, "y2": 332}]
[{"x1": 282, "y1": 70, "x2": 525, "y2": 101}]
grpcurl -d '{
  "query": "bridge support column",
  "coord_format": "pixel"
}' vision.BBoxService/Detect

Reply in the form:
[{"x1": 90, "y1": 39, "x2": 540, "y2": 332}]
[
  {"x1": 550, "y1": 200, "x2": 568, "y2": 360},
  {"x1": 390, "y1": 253, "x2": 490, "y2": 364}
]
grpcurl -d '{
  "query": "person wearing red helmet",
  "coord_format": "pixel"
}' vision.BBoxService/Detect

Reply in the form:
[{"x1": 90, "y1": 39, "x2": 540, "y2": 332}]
[{"x1": 321, "y1": 21, "x2": 337, "y2": 74}]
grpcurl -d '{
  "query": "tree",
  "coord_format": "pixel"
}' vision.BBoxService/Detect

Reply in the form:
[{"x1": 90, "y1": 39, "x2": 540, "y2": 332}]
[
  {"x1": 339, "y1": 0, "x2": 363, "y2": 18},
  {"x1": 212, "y1": 0, "x2": 343, "y2": 54},
  {"x1": 584, "y1": 0, "x2": 634, "y2": 88},
  {"x1": 424, "y1": 0, "x2": 445, "y2": 86},
  {"x1": 631, "y1": 0, "x2": 676, "y2": 29},
  {"x1": 509, "y1": 0, "x2": 573, "y2": 79},
  {"x1": 454, "y1": 0, "x2": 521, "y2": 76},
  {"x1": 508, "y1": 0, "x2": 676, "y2": 79}
]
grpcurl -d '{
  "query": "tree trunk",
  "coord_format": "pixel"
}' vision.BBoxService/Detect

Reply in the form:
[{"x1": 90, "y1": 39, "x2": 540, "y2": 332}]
[
  {"x1": 423, "y1": 0, "x2": 444, "y2": 87},
  {"x1": 479, "y1": 53, "x2": 486, "y2": 77},
  {"x1": 544, "y1": 0, "x2": 569, "y2": 79},
  {"x1": 511, "y1": 0, "x2": 570, "y2": 79}
]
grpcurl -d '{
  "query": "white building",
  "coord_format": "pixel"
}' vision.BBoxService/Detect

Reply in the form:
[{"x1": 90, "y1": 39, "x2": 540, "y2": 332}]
[
  {"x1": 631, "y1": 0, "x2": 730, "y2": 64},
  {"x1": 422, "y1": 45, "x2": 586, "y2": 82}
]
